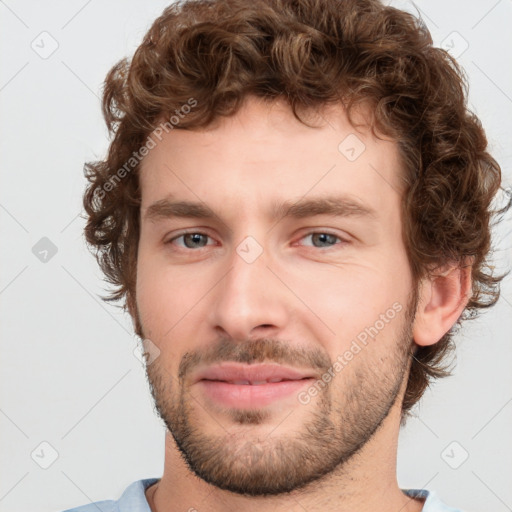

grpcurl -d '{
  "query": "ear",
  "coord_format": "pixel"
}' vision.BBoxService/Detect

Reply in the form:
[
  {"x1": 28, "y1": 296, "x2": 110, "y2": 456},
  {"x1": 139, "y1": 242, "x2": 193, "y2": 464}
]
[{"x1": 412, "y1": 260, "x2": 473, "y2": 347}]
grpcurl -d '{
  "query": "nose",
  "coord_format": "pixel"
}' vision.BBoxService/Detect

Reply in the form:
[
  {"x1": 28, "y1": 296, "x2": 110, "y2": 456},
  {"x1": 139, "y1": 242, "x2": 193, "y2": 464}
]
[{"x1": 207, "y1": 238, "x2": 289, "y2": 342}]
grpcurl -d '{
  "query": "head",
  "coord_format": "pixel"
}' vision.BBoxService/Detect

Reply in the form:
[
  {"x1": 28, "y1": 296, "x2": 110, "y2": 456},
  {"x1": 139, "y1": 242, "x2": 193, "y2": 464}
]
[{"x1": 83, "y1": 0, "x2": 509, "y2": 496}]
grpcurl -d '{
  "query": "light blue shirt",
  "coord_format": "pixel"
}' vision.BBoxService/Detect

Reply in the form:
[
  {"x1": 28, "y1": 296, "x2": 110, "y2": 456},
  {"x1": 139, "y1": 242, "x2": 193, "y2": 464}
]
[{"x1": 61, "y1": 478, "x2": 466, "y2": 512}]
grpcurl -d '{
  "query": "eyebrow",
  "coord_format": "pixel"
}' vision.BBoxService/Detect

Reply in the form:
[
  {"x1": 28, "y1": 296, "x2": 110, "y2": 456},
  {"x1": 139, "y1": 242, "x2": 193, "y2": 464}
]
[{"x1": 143, "y1": 194, "x2": 377, "y2": 224}]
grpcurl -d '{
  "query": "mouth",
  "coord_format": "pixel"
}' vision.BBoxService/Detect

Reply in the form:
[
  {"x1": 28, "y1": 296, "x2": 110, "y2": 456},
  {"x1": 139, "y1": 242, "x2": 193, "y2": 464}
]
[
  {"x1": 196, "y1": 378, "x2": 314, "y2": 408},
  {"x1": 193, "y1": 362, "x2": 317, "y2": 385},
  {"x1": 192, "y1": 363, "x2": 316, "y2": 408},
  {"x1": 201, "y1": 377, "x2": 312, "y2": 385}
]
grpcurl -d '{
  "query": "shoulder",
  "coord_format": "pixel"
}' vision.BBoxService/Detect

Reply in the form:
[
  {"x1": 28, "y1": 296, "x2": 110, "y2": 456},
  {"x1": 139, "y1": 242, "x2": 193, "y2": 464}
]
[
  {"x1": 61, "y1": 478, "x2": 160, "y2": 512},
  {"x1": 61, "y1": 499, "x2": 116, "y2": 512},
  {"x1": 403, "y1": 488, "x2": 467, "y2": 512}
]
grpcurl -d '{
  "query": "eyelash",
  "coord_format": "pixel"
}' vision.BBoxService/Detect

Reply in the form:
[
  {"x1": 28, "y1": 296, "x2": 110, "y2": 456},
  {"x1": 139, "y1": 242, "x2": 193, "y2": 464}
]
[{"x1": 165, "y1": 230, "x2": 348, "y2": 251}]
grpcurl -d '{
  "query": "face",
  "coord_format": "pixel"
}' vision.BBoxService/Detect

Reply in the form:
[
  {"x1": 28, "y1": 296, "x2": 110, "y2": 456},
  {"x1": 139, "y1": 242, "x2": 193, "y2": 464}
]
[{"x1": 133, "y1": 96, "x2": 417, "y2": 496}]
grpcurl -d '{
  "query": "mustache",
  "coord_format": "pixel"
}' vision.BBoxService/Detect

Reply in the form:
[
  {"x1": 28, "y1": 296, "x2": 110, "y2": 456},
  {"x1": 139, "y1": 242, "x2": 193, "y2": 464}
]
[{"x1": 178, "y1": 337, "x2": 332, "y2": 381}]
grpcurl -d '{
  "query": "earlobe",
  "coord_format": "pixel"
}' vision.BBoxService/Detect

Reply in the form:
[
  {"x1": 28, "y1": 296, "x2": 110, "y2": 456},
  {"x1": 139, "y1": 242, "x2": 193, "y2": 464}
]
[{"x1": 412, "y1": 261, "x2": 472, "y2": 347}]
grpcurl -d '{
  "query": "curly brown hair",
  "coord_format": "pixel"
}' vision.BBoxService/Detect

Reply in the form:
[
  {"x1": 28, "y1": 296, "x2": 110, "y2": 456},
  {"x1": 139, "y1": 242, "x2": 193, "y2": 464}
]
[{"x1": 82, "y1": 0, "x2": 510, "y2": 421}]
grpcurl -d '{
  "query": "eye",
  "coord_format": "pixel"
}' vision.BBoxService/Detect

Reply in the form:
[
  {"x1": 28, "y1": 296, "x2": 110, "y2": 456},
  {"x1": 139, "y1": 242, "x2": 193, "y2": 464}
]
[
  {"x1": 166, "y1": 232, "x2": 215, "y2": 249},
  {"x1": 165, "y1": 230, "x2": 348, "y2": 251},
  {"x1": 297, "y1": 231, "x2": 346, "y2": 249}
]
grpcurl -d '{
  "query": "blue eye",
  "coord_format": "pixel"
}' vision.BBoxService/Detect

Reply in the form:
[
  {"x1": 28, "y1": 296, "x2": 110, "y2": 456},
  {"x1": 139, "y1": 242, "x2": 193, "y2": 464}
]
[
  {"x1": 168, "y1": 232, "x2": 213, "y2": 249},
  {"x1": 299, "y1": 232, "x2": 343, "y2": 249},
  {"x1": 166, "y1": 231, "x2": 346, "y2": 251}
]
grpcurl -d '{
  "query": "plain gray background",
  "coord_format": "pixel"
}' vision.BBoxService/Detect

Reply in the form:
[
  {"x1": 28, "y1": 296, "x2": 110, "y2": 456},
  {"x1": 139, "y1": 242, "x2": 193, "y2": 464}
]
[{"x1": 1, "y1": 1, "x2": 511, "y2": 511}]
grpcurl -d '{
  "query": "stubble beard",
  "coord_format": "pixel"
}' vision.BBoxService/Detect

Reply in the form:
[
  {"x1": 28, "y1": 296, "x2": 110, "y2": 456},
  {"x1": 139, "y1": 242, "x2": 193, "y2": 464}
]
[{"x1": 141, "y1": 294, "x2": 416, "y2": 496}]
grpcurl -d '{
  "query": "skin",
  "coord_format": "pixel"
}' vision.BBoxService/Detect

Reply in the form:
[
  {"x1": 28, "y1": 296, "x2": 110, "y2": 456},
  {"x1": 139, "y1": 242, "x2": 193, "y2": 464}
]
[{"x1": 129, "y1": 95, "x2": 472, "y2": 512}]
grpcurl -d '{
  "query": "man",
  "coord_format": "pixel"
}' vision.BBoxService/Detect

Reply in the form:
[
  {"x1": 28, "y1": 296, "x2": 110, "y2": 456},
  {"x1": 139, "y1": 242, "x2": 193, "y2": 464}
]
[{"x1": 65, "y1": 0, "x2": 508, "y2": 510}]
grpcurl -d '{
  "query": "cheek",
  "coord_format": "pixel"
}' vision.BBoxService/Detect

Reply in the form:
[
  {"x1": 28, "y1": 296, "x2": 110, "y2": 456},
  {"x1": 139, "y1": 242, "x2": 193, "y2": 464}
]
[
  {"x1": 135, "y1": 249, "x2": 178, "y2": 335},
  {"x1": 291, "y1": 259, "x2": 411, "y2": 344},
  {"x1": 135, "y1": 249, "x2": 218, "y2": 341},
  {"x1": 135, "y1": 268, "x2": 190, "y2": 370},
  {"x1": 136, "y1": 270, "x2": 185, "y2": 327}
]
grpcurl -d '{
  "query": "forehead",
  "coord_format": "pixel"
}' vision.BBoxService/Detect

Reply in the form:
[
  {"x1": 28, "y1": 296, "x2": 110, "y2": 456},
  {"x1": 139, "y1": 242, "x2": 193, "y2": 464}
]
[{"x1": 138, "y1": 96, "x2": 404, "y2": 218}]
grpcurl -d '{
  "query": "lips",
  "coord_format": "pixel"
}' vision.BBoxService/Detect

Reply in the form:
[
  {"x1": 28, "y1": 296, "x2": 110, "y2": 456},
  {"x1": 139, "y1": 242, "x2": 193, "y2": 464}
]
[
  {"x1": 193, "y1": 363, "x2": 316, "y2": 385},
  {"x1": 219, "y1": 378, "x2": 292, "y2": 385}
]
